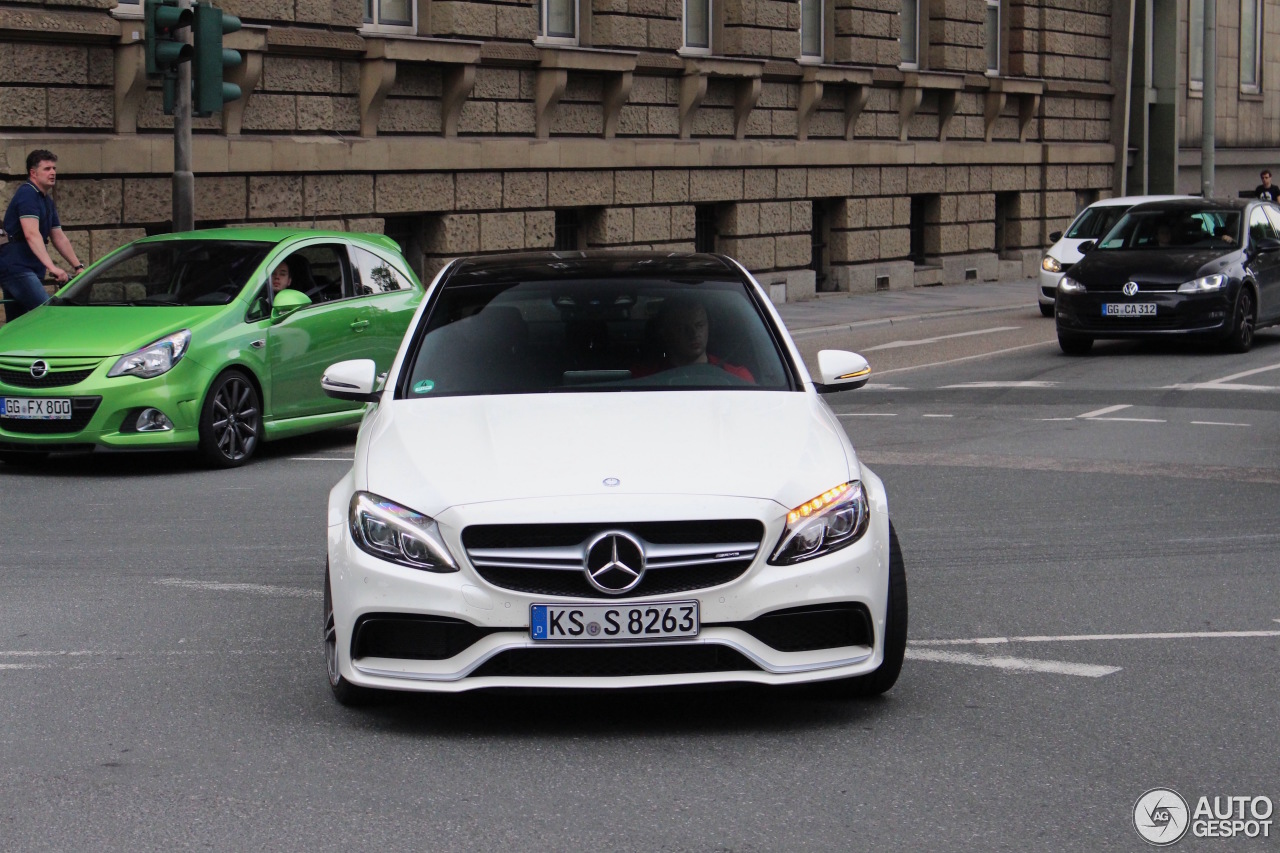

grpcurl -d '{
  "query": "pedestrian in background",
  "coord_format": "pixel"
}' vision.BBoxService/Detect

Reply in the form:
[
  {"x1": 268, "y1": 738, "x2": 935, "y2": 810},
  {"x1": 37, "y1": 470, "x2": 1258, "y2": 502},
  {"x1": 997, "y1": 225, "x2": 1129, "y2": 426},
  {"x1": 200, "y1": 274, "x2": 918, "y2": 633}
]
[
  {"x1": 1255, "y1": 169, "x2": 1280, "y2": 203},
  {"x1": 0, "y1": 149, "x2": 84, "y2": 322}
]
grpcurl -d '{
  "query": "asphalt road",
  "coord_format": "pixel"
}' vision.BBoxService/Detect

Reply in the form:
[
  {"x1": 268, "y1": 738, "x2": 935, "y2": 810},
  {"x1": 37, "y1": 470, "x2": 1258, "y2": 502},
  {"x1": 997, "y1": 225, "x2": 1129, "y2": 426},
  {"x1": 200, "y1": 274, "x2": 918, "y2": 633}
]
[{"x1": 2, "y1": 306, "x2": 1278, "y2": 852}]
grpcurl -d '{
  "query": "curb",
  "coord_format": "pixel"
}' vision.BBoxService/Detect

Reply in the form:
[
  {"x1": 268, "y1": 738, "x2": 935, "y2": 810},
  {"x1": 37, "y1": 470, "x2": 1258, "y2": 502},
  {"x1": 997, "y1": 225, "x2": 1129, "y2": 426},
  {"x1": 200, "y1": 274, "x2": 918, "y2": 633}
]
[{"x1": 783, "y1": 301, "x2": 1036, "y2": 338}]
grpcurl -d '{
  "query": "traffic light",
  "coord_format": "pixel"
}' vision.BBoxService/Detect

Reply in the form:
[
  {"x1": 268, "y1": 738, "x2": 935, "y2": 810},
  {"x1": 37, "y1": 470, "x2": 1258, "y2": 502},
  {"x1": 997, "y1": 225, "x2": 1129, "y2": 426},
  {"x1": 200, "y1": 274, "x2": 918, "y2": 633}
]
[
  {"x1": 144, "y1": 0, "x2": 193, "y2": 77},
  {"x1": 192, "y1": 2, "x2": 242, "y2": 116}
]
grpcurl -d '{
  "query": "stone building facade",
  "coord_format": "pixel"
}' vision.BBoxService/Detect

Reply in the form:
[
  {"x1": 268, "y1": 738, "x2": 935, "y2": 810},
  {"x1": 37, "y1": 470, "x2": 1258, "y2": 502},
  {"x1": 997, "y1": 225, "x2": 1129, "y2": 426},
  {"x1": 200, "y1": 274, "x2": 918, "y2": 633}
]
[{"x1": 0, "y1": 0, "x2": 1134, "y2": 301}]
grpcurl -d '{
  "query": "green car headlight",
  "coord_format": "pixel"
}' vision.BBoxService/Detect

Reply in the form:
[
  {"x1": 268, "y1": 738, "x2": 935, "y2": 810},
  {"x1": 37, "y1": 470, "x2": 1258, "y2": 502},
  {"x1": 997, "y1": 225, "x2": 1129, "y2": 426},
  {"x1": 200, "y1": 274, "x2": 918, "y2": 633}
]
[{"x1": 107, "y1": 329, "x2": 191, "y2": 379}]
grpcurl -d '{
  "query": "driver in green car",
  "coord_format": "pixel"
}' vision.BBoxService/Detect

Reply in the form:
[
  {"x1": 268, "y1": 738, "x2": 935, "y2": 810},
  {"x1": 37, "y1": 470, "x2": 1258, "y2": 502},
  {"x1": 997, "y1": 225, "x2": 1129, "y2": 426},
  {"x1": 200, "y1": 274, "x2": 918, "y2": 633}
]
[{"x1": 0, "y1": 228, "x2": 423, "y2": 468}]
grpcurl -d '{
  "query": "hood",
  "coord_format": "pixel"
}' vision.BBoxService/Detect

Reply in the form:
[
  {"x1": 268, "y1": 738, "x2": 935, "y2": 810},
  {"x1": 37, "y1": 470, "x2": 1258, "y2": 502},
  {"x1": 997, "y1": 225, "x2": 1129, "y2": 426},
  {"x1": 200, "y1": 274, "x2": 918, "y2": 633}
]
[
  {"x1": 363, "y1": 391, "x2": 854, "y2": 516},
  {"x1": 1049, "y1": 237, "x2": 1094, "y2": 265},
  {"x1": 1070, "y1": 248, "x2": 1239, "y2": 290},
  {"x1": 0, "y1": 305, "x2": 216, "y2": 357}
]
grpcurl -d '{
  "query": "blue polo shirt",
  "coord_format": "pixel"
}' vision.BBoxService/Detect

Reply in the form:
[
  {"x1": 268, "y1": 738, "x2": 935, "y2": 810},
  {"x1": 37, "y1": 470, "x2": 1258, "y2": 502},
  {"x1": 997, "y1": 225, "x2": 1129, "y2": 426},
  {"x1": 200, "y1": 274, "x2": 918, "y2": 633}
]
[{"x1": 0, "y1": 182, "x2": 61, "y2": 277}]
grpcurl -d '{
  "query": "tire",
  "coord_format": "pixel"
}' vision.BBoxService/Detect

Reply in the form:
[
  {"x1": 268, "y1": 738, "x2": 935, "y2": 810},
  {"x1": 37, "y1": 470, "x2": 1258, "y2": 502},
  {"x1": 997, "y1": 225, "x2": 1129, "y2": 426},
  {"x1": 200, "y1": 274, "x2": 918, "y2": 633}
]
[
  {"x1": 1224, "y1": 286, "x2": 1256, "y2": 354},
  {"x1": 1057, "y1": 330, "x2": 1094, "y2": 355},
  {"x1": 814, "y1": 520, "x2": 907, "y2": 699},
  {"x1": 324, "y1": 565, "x2": 379, "y2": 707},
  {"x1": 197, "y1": 370, "x2": 262, "y2": 468},
  {"x1": 0, "y1": 450, "x2": 49, "y2": 466},
  {"x1": 1039, "y1": 302, "x2": 1055, "y2": 318}
]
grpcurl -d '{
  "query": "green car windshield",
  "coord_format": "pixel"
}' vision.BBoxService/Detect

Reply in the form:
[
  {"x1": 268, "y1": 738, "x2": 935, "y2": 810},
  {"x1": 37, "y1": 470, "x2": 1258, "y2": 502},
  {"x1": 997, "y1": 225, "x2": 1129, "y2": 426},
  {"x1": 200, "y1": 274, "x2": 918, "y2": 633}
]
[{"x1": 51, "y1": 241, "x2": 273, "y2": 307}]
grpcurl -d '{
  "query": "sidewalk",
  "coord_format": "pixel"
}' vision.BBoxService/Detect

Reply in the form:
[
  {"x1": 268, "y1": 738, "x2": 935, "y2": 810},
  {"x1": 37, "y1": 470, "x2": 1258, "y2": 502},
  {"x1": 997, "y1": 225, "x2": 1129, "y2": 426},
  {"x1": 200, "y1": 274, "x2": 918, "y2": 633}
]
[{"x1": 774, "y1": 278, "x2": 1038, "y2": 337}]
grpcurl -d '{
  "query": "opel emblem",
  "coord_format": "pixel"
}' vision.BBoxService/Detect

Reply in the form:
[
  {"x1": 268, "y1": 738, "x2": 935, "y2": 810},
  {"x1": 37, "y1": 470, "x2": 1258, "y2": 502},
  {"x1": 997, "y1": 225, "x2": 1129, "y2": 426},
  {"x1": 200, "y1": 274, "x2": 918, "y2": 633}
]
[
  {"x1": 29, "y1": 360, "x2": 48, "y2": 379},
  {"x1": 583, "y1": 530, "x2": 646, "y2": 594},
  {"x1": 1123, "y1": 281, "x2": 1139, "y2": 297}
]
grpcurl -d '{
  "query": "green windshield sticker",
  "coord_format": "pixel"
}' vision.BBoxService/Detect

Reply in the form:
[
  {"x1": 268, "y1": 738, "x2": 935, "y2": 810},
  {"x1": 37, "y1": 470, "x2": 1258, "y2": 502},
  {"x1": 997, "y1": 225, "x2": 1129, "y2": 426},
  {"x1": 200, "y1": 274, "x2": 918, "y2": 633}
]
[{"x1": 413, "y1": 379, "x2": 435, "y2": 394}]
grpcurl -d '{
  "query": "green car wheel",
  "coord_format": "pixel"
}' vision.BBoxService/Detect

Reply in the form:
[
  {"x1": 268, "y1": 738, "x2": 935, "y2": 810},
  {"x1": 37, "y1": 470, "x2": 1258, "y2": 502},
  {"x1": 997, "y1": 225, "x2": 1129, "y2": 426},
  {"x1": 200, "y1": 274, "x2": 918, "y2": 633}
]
[{"x1": 198, "y1": 370, "x2": 262, "y2": 468}]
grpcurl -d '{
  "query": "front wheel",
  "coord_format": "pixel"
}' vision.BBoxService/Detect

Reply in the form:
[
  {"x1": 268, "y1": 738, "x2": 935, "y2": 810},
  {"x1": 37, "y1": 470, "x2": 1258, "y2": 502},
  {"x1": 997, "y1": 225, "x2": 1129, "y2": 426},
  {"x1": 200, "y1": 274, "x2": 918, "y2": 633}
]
[
  {"x1": 815, "y1": 521, "x2": 907, "y2": 699},
  {"x1": 1058, "y1": 330, "x2": 1094, "y2": 355},
  {"x1": 325, "y1": 566, "x2": 379, "y2": 707},
  {"x1": 1039, "y1": 303, "x2": 1055, "y2": 318},
  {"x1": 1224, "y1": 287, "x2": 1256, "y2": 353},
  {"x1": 197, "y1": 370, "x2": 262, "y2": 468}
]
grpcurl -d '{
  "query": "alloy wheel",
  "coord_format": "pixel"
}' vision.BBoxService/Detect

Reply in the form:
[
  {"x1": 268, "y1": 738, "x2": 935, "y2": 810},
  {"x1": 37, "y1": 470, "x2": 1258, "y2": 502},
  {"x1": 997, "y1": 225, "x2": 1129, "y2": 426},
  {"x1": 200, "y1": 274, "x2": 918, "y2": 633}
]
[{"x1": 210, "y1": 376, "x2": 259, "y2": 463}]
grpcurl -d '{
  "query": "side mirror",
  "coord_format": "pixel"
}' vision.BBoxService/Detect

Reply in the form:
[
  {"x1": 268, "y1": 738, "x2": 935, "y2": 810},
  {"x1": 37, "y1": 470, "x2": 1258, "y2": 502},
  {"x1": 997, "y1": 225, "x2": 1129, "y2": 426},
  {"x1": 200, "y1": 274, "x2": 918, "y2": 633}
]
[
  {"x1": 322, "y1": 359, "x2": 381, "y2": 403},
  {"x1": 1077, "y1": 240, "x2": 1096, "y2": 254},
  {"x1": 270, "y1": 288, "x2": 312, "y2": 322},
  {"x1": 1253, "y1": 236, "x2": 1280, "y2": 254},
  {"x1": 1048, "y1": 231, "x2": 1063, "y2": 243},
  {"x1": 814, "y1": 350, "x2": 870, "y2": 393}
]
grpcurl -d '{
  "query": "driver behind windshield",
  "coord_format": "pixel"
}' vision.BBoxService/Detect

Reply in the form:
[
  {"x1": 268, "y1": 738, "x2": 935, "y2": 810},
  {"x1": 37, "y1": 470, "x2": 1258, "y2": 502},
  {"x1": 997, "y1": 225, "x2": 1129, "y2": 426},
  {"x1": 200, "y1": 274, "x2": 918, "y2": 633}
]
[{"x1": 636, "y1": 297, "x2": 753, "y2": 382}]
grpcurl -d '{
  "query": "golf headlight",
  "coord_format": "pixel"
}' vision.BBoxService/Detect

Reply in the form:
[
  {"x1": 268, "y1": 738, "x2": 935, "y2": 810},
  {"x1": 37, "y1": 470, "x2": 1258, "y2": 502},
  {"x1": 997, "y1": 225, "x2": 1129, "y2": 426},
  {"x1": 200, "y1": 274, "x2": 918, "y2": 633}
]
[
  {"x1": 107, "y1": 329, "x2": 191, "y2": 379},
  {"x1": 349, "y1": 492, "x2": 458, "y2": 572},
  {"x1": 1177, "y1": 274, "x2": 1228, "y2": 293},
  {"x1": 769, "y1": 481, "x2": 870, "y2": 565},
  {"x1": 1042, "y1": 256, "x2": 1062, "y2": 273},
  {"x1": 1057, "y1": 276, "x2": 1085, "y2": 294}
]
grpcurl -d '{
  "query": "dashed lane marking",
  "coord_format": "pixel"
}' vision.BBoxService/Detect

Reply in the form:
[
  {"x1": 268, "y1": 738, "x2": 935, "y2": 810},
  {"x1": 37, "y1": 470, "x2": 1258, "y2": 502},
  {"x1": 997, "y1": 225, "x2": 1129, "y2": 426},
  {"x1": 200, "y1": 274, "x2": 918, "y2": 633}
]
[
  {"x1": 155, "y1": 579, "x2": 322, "y2": 599},
  {"x1": 1192, "y1": 421, "x2": 1251, "y2": 427},
  {"x1": 939, "y1": 380, "x2": 1058, "y2": 389},
  {"x1": 291, "y1": 457, "x2": 354, "y2": 462},
  {"x1": 1166, "y1": 361, "x2": 1280, "y2": 392},
  {"x1": 906, "y1": 649, "x2": 1120, "y2": 678},
  {"x1": 862, "y1": 326, "x2": 1022, "y2": 352},
  {"x1": 911, "y1": 629, "x2": 1280, "y2": 646},
  {"x1": 874, "y1": 340, "x2": 1057, "y2": 376},
  {"x1": 1088, "y1": 417, "x2": 1167, "y2": 423},
  {"x1": 836, "y1": 412, "x2": 897, "y2": 417},
  {"x1": 1077, "y1": 404, "x2": 1131, "y2": 418},
  {"x1": 921, "y1": 414, "x2": 953, "y2": 418}
]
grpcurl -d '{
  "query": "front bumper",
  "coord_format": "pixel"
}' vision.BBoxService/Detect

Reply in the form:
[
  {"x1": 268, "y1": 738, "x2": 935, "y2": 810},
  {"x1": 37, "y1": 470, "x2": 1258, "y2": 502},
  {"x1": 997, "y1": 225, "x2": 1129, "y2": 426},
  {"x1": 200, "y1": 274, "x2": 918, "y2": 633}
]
[
  {"x1": 1037, "y1": 269, "x2": 1064, "y2": 306},
  {"x1": 326, "y1": 490, "x2": 891, "y2": 693},
  {"x1": 0, "y1": 355, "x2": 214, "y2": 451},
  {"x1": 1055, "y1": 289, "x2": 1233, "y2": 339}
]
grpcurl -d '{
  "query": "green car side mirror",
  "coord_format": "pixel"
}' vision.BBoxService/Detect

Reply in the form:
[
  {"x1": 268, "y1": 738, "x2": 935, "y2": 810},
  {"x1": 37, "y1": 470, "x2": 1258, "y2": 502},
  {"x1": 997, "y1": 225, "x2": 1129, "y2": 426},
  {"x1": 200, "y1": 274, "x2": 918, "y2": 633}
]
[{"x1": 270, "y1": 288, "x2": 312, "y2": 322}]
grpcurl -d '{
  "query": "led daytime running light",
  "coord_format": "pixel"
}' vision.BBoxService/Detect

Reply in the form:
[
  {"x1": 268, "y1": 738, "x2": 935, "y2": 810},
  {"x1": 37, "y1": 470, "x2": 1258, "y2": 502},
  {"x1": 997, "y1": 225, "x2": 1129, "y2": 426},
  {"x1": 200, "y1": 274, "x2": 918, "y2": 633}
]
[{"x1": 787, "y1": 483, "x2": 852, "y2": 525}]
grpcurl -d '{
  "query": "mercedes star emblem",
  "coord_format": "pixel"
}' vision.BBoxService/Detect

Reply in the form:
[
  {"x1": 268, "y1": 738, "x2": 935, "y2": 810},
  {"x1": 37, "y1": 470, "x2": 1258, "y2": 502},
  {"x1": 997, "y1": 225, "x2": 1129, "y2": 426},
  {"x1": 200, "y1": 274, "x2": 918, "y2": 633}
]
[
  {"x1": 583, "y1": 531, "x2": 646, "y2": 594},
  {"x1": 29, "y1": 360, "x2": 48, "y2": 379},
  {"x1": 1123, "y1": 281, "x2": 1139, "y2": 297}
]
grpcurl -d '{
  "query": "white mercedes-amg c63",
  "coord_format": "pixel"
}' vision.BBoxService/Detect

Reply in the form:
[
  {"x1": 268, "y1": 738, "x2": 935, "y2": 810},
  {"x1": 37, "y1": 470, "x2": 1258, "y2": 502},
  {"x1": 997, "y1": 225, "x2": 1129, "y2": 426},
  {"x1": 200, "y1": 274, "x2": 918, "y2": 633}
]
[{"x1": 321, "y1": 251, "x2": 906, "y2": 704}]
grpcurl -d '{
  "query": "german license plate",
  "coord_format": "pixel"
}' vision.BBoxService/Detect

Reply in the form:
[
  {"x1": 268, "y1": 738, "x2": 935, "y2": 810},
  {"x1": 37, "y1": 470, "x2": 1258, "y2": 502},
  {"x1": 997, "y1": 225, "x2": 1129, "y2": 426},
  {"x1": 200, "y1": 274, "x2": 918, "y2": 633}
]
[
  {"x1": 530, "y1": 601, "x2": 699, "y2": 642},
  {"x1": 0, "y1": 397, "x2": 72, "y2": 419},
  {"x1": 1102, "y1": 303, "x2": 1156, "y2": 316}
]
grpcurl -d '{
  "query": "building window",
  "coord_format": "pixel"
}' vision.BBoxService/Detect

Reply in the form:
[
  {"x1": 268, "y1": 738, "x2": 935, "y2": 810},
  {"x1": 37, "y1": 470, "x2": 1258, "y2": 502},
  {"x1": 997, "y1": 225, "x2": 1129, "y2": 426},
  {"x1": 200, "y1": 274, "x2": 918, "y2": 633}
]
[
  {"x1": 539, "y1": 0, "x2": 579, "y2": 43},
  {"x1": 554, "y1": 210, "x2": 584, "y2": 251},
  {"x1": 694, "y1": 205, "x2": 718, "y2": 253},
  {"x1": 984, "y1": 0, "x2": 1000, "y2": 74},
  {"x1": 811, "y1": 201, "x2": 832, "y2": 292},
  {"x1": 900, "y1": 0, "x2": 919, "y2": 67},
  {"x1": 685, "y1": 0, "x2": 712, "y2": 52},
  {"x1": 1189, "y1": 0, "x2": 1204, "y2": 90},
  {"x1": 113, "y1": 0, "x2": 142, "y2": 17},
  {"x1": 1241, "y1": 0, "x2": 1261, "y2": 92},
  {"x1": 800, "y1": 0, "x2": 823, "y2": 61},
  {"x1": 363, "y1": 0, "x2": 414, "y2": 32}
]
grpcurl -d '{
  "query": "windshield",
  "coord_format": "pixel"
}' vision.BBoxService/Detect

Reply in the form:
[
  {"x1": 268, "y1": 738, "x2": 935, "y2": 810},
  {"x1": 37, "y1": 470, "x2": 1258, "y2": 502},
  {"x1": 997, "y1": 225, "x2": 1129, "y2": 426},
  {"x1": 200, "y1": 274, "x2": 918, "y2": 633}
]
[
  {"x1": 51, "y1": 241, "x2": 272, "y2": 306},
  {"x1": 1064, "y1": 205, "x2": 1128, "y2": 239},
  {"x1": 401, "y1": 278, "x2": 795, "y2": 397},
  {"x1": 1096, "y1": 209, "x2": 1242, "y2": 251}
]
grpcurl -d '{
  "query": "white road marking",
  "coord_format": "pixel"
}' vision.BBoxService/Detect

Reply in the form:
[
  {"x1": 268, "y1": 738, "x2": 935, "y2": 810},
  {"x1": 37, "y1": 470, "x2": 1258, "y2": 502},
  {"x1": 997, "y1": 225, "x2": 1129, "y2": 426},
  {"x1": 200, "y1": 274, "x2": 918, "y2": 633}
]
[
  {"x1": 939, "y1": 380, "x2": 1058, "y2": 389},
  {"x1": 291, "y1": 457, "x2": 354, "y2": 462},
  {"x1": 156, "y1": 578, "x2": 322, "y2": 600},
  {"x1": 863, "y1": 326, "x2": 1021, "y2": 351},
  {"x1": 912, "y1": 629, "x2": 1280, "y2": 646},
  {"x1": 836, "y1": 412, "x2": 898, "y2": 417},
  {"x1": 1036, "y1": 417, "x2": 1076, "y2": 421},
  {"x1": 1191, "y1": 421, "x2": 1250, "y2": 427},
  {"x1": 1077, "y1": 404, "x2": 1131, "y2": 418},
  {"x1": 875, "y1": 340, "x2": 1056, "y2": 376},
  {"x1": 1206, "y1": 362, "x2": 1280, "y2": 384},
  {"x1": 1089, "y1": 417, "x2": 1167, "y2": 423},
  {"x1": 921, "y1": 414, "x2": 953, "y2": 418},
  {"x1": 906, "y1": 648, "x2": 1120, "y2": 678},
  {"x1": 0, "y1": 664, "x2": 47, "y2": 670},
  {"x1": 1166, "y1": 382, "x2": 1279, "y2": 392},
  {"x1": 862, "y1": 383, "x2": 910, "y2": 391}
]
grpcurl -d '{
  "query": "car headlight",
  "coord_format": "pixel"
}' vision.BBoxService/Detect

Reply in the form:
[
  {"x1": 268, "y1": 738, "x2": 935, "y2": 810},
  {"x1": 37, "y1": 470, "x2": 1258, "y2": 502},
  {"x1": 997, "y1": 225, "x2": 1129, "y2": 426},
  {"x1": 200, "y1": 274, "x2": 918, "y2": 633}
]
[
  {"x1": 349, "y1": 492, "x2": 458, "y2": 572},
  {"x1": 768, "y1": 481, "x2": 870, "y2": 565},
  {"x1": 107, "y1": 329, "x2": 191, "y2": 379},
  {"x1": 1177, "y1": 274, "x2": 1228, "y2": 293},
  {"x1": 1042, "y1": 256, "x2": 1062, "y2": 273},
  {"x1": 1057, "y1": 276, "x2": 1085, "y2": 294}
]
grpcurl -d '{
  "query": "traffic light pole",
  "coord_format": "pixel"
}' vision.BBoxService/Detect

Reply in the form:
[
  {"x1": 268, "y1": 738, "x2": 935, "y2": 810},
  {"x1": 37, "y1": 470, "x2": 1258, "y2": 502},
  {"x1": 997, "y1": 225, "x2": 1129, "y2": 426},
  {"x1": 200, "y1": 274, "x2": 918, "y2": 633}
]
[{"x1": 173, "y1": 0, "x2": 194, "y2": 232}]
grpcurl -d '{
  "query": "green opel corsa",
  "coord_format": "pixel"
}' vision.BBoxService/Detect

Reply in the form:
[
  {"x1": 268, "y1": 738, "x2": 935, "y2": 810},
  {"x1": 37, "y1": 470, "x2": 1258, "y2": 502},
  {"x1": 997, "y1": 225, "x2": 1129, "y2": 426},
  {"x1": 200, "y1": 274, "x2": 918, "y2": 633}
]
[{"x1": 0, "y1": 228, "x2": 424, "y2": 467}]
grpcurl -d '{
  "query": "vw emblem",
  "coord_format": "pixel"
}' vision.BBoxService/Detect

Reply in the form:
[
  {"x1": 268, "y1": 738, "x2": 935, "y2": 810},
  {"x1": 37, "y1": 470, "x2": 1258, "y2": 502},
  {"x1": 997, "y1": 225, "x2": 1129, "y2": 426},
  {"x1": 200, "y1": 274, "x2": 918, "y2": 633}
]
[
  {"x1": 583, "y1": 530, "x2": 646, "y2": 594},
  {"x1": 1123, "y1": 281, "x2": 1139, "y2": 297},
  {"x1": 29, "y1": 360, "x2": 48, "y2": 379},
  {"x1": 603, "y1": 477, "x2": 620, "y2": 487}
]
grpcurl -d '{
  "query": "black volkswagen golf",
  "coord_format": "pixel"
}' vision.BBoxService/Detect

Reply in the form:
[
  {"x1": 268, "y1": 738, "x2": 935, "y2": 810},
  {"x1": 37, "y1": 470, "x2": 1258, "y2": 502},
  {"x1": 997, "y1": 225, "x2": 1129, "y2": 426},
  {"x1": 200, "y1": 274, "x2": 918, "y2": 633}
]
[{"x1": 1054, "y1": 198, "x2": 1280, "y2": 354}]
